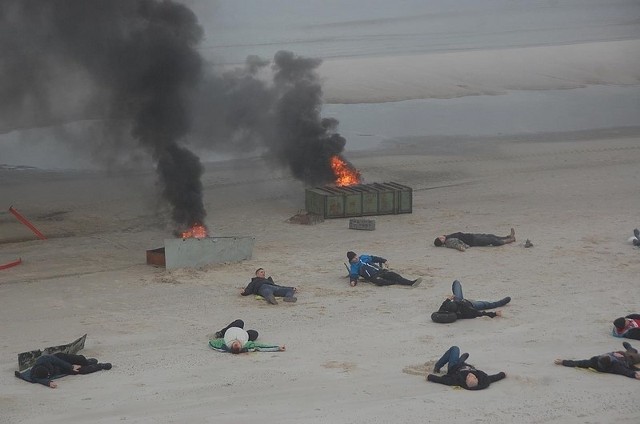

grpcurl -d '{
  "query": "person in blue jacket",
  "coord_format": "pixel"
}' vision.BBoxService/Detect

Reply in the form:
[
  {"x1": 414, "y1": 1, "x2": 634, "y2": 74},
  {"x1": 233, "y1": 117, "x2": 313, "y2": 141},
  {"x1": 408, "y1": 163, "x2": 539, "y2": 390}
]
[{"x1": 347, "y1": 251, "x2": 422, "y2": 288}]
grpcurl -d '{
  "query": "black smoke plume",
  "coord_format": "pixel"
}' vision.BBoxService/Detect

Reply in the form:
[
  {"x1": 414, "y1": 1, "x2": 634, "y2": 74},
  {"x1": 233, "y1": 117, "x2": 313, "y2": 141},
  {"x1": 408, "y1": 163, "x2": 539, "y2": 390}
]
[{"x1": 0, "y1": 0, "x2": 356, "y2": 230}]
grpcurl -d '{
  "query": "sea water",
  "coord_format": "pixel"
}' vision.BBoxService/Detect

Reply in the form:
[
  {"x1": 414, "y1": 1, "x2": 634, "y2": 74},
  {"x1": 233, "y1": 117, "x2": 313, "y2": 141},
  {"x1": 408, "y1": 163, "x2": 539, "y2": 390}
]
[{"x1": 193, "y1": 0, "x2": 640, "y2": 65}]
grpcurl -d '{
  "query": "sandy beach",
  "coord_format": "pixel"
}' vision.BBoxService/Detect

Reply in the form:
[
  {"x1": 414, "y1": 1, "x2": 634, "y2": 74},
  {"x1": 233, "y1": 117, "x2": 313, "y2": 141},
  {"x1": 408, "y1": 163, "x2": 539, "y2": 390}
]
[{"x1": 2, "y1": 15, "x2": 640, "y2": 424}]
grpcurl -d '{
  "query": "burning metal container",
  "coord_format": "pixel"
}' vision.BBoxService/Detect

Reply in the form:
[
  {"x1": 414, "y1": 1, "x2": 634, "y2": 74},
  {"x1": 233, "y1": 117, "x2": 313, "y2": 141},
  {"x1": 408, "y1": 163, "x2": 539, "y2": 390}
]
[
  {"x1": 305, "y1": 182, "x2": 412, "y2": 219},
  {"x1": 146, "y1": 236, "x2": 255, "y2": 270}
]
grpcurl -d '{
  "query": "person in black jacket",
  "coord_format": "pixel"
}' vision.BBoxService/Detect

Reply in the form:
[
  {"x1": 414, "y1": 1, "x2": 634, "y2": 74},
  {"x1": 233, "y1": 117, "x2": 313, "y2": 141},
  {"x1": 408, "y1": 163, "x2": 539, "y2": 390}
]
[
  {"x1": 555, "y1": 343, "x2": 640, "y2": 379},
  {"x1": 427, "y1": 346, "x2": 506, "y2": 390},
  {"x1": 14, "y1": 352, "x2": 111, "y2": 388},
  {"x1": 432, "y1": 281, "x2": 508, "y2": 323},
  {"x1": 434, "y1": 228, "x2": 516, "y2": 249},
  {"x1": 241, "y1": 268, "x2": 297, "y2": 305}
]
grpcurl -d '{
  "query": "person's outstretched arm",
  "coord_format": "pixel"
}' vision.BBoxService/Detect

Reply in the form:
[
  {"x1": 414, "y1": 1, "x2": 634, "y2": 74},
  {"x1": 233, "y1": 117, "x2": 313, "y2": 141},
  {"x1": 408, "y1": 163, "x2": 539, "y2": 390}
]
[
  {"x1": 252, "y1": 342, "x2": 285, "y2": 352},
  {"x1": 426, "y1": 373, "x2": 456, "y2": 386},
  {"x1": 554, "y1": 358, "x2": 593, "y2": 368},
  {"x1": 241, "y1": 280, "x2": 256, "y2": 296},
  {"x1": 15, "y1": 370, "x2": 53, "y2": 387},
  {"x1": 489, "y1": 372, "x2": 507, "y2": 382}
]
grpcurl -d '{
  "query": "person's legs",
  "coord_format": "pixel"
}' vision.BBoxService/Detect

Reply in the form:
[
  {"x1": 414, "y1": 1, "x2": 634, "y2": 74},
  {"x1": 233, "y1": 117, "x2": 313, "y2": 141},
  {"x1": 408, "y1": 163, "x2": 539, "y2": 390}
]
[
  {"x1": 258, "y1": 285, "x2": 278, "y2": 304},
  {"x1": 378, "y1": 270, "x2": 414, "y2": 285},
  {"x1": 623, "y1": 341, "x2": 638, "y2": 353},
  {"x1": 368, "y1": 273, "x2": 396, "y2": 286},
  {"x1": 474, "y1": 229, "x2": 515, "y2": 246},
  {"x1": 483, "y1": 234, "x2": 507, "y2": 245},
  {"x1": 452, "y1": 280, "x2": 464, "y2": 301},
  {"x1": 434, "y1": 345, "x2": 461, "y2": 372},
  {"x1": 77, "y1": 363, "x2": 112, "y2": 374},
  {"x1": 215, "y1": 319, "x2": 245, "y2": 338},
  {"x1": 272, "y1": 286, "x2": 295, "y2": 298},
  {"x1": 469, "y1": 297, "x2": 511, "y2": 310},
  {"x1": 622, "y1": 342, "x2": 640, "y2": 364},
  {"x1": 54, "y1": 353, "x2": 111, "y2": 374},
  {"x1": 452, "y1": 280, "x2": 510, "y2": 309},
  {"x1": 54, "y1": 353, "x2": 91, "y2": 366}
]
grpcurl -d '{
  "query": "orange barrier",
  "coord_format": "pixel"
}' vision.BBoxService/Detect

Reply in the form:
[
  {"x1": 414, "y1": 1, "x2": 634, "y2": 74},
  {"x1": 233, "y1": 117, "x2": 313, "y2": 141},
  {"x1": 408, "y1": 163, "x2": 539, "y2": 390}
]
[
  {"x1": 0, "y1": 258, "x2": 22, "y2": 270},
  {"x1": 8, "y1": 206, "x2": 46, "y2": 240}
]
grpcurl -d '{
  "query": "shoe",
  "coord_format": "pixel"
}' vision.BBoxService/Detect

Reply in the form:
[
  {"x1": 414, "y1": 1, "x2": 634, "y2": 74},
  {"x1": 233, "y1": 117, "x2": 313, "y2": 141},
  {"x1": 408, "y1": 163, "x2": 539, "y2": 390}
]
[
  {"x1": 214, "y1": 331, "x2": 224, "y2": 339},
  {"x1": 86, "y1": 358, "x2": 98, "y2": 365},
  {"x1": 412, "y1": 278, "x2": 423, "y2": 288},
  {"x1": 265, "y1": 293, "x2": 278, "y2": 305},
  {"x1": 510, "y1": 228, "x2": 516, "y2": 241},
  {"x1": 100, "y1": 363, "x2": 112, "y2": 370},
  {"x1": 283, "y1": 296, "x2": 297, "y2": 303},
  {"x1": 524, "y1": 239, "x2": 533, "y2": 248},
  {"x1": 433, "y1": 365, "x2": 441, "y2": 374},
  {"x1": 500, "y1": 296, "x2": 511, "y2": 306},
  {"x1": 459, "y1": 353, "x2": 469, "y2": 363},
  {"x1": 634, "y1": 228, "x2": 639, "y2": 238}
]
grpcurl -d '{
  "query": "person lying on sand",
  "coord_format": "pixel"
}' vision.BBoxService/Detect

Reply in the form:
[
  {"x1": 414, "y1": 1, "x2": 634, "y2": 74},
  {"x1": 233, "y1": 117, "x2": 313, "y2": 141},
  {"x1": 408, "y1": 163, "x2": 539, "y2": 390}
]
[
  {"x1": 209, "y1": 319, "x2": 285, "y2": 353},
  {"x1": 14, "y1": 353, "x2": 111, "y2": 388},
  {"x1": 241, "y1": 267, "x2": 297, "y2": 305},
  {"x1": 427, "y1": 345, "x2": 506, "y2": 390},
  {"x1": 555, "y1": 343, "x2": 640, "y2": 379},
  {"x1": 346, "y1": 251, "x2": 422, "y2": 288},
  {"x1": 431, "y1": 280, "x2": 509, "y2": 323},
  {"x1": 434, "y1": 228, "x2": 516, "y2": 251},
  {"x1": 612, "y1": 314, "x2": 640, "y2": 340}
]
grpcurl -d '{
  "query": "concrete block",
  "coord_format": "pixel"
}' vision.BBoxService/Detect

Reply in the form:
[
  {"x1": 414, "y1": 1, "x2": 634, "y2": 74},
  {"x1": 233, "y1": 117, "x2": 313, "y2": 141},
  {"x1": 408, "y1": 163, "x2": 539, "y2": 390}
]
[
  {"x1": 157, "y1": 236, "x2": 255, "y2": 269},
  {"x1": 349, "y1": 218, "x2": 376, "y2": 231}
]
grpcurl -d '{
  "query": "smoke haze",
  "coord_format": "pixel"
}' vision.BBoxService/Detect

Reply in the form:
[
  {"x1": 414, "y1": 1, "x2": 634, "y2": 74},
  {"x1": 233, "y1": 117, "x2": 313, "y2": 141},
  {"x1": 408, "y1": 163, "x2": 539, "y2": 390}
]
[{"x1": 0, "y1": 0, "x2": 355, "y2": 228}]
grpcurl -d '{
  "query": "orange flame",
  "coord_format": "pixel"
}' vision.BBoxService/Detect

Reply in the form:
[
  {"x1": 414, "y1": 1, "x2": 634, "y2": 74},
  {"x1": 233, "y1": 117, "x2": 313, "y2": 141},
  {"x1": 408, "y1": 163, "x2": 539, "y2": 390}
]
[
  {"x1": 330, "y1": 155, "x2": 361, "y2": 186},
  {"x1": 181, "y1": 223, "x2": 208, "y2": 239}
]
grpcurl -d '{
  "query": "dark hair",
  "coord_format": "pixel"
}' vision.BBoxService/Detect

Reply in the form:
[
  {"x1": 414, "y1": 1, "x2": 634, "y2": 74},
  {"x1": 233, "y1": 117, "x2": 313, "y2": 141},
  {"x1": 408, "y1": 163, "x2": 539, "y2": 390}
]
[
  {"x1": 434, "y1": 237, "x2": 443, "y2": 247},
  {"x1": 347, "y1": 251, "x2": 356, "y2": 261},
  {"x1": 613, "y1": 317, "x2": 626, "y2": 329},
  {"x1": 255, "y1": 268, "x2": 264, "y2": 275},
  {"x1": 31, "y1": 365, "x2": 49, "y2": 379}
]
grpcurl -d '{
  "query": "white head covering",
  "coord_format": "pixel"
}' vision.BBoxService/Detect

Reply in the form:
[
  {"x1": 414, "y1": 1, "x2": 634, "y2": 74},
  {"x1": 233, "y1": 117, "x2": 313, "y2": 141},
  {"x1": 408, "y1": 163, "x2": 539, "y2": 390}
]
[{"x1": 223, "y1": 327, "x2": 249, "y2": 348}]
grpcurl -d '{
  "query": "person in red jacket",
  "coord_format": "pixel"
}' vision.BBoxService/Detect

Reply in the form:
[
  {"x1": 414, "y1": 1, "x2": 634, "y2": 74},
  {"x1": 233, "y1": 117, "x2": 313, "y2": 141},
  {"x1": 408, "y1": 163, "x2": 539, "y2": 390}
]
[
  {"x1": 426, "y1": 346, "x2": 506, "y2": 390},
  {"x1": 612, "y1": 314, "x2": 640, "y2": 340}
]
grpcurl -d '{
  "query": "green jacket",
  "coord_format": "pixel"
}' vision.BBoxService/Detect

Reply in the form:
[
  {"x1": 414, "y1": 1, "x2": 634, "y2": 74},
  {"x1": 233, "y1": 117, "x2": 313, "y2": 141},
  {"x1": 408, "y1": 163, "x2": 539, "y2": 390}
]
[{"x1": 208, "y1": 338, "x2": 282, "y2": 353}]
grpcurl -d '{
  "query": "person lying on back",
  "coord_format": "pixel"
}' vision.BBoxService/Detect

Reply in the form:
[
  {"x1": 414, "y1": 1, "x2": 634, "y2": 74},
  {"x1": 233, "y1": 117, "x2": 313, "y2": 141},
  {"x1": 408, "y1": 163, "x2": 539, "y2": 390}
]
[{"x1": 434, "y1": 228, "x2": 516, "y2": 251}]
